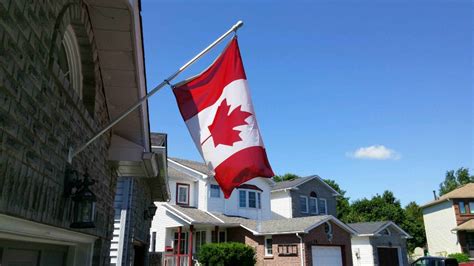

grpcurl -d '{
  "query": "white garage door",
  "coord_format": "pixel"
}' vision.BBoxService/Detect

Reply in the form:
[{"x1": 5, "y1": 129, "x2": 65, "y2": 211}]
[{"x1": 312, "y1": 246, "x2": 343, "y2": 266}]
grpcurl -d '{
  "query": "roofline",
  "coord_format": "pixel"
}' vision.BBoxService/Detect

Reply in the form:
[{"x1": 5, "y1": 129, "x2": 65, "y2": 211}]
[
  {"x1": 421, "y1": 198, "x2": 450, "y2": 208},
  {"x1": 164, "y1": 204, "x2": 194, "y2": 225},
  {"x1": 375, "y1": 221, "x2": 411, "y2": 238},
  {"x1": 168, "y1": 158, "x2": 208, "y2": 181},
  {"x1": 305, "y1": 216, "x2": 358, "y2": 235},
  {"x1": 271, "y1": 175, "x2": 341, "y2": 196}
]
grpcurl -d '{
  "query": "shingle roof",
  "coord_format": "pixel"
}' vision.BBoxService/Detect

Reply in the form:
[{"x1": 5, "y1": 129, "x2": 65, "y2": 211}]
[
  {"x1": 271, "y1": 176, "x2": 314, "y2": 191},
  {"x1": 169, "y1": 157, "x2": 213, "y2": 176},
  {"x1": 347, "y1": 221, "x2": 389, "y2": 235},
  {"x1": 453, "y1": 219, "x2": 474, "y2": 231},
  {"x1": 422, "y1": 183, "x2": 474, "y2": 208},
  {"x1": 212, "y1": 213, "x2": 334, "y2": 234},
  {"x1": 166, "y1": 205, "x2": 223, "y2": 225},
  {"x1": 150, "y1": 132, "x2": 167, "y2": 147}
]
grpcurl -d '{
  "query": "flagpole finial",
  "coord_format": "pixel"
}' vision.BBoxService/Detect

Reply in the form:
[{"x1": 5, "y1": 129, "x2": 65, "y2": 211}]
[{"x1": 233, "y1": 20, "x2": 244, "y2": 32}]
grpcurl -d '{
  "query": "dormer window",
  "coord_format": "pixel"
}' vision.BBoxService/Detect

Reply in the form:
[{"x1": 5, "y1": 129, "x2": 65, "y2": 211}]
[
  {"x1": 210, "y1": 184, "x2": 221, "y2": 198},
  {"x1": 176, "y1": 183, "x2": 190, "y2": 205}
]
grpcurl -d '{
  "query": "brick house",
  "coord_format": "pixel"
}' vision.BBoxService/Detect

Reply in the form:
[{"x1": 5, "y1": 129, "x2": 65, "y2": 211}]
[
  {"x1": 0, "y1": 0, "x2": 167, "y2": 265},
  {"x1": 270, "y1": 176, "x2": 410, "y2": 266},
  {"x1": 422, "y1": 183, "x2": 474, "y2": 259},
  {"x1": 150, "y1": 158, "x2": 355, "y2": 266}
]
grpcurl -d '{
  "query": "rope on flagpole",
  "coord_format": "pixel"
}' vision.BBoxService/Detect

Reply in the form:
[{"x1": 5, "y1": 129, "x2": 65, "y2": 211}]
[{"x1": 67, "y1": 21, "x2": 244, "y2": 163}]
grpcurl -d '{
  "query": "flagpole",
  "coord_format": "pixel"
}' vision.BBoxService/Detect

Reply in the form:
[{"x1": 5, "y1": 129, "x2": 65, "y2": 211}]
[{"x1": 68, "y1": 21, "x2": 244, "y2": 163}]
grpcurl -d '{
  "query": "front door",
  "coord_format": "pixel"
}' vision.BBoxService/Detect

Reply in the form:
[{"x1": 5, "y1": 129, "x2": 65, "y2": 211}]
[
  {"x1": 377, "y1": 247, "x2": 399, "y2": 266},
  {"x1": 467, "y1": 232, "x2": 474, "y2": 258}
]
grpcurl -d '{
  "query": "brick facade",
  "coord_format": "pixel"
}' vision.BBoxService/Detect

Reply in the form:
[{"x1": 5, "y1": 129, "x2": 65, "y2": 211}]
[
  {"x1": 227, "y1": 221, "x2": 353, "y2": 266},
  {"x1": 0, "y1": 0, "x2": 117, "y2": 264}
]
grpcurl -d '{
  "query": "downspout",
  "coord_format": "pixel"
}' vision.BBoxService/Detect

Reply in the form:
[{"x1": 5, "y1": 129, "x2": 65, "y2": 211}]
[{"x1": 296, "y1": 233, "x2": 304, "y2": 266}]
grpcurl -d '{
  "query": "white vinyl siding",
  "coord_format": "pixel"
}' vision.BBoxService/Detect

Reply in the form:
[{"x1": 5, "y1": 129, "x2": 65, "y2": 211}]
[
  {"x1": 351, "y1": 236, "x2": 375, "y2": 266},
  {"x1": 423, "y1": 200, "x2": 462, "y2": 256},
  {"x1": 270, "y1": 191, "x2": 293, "y2": 218},
  {"x1": 210, "y1": 184, "x2": 220, "y2": 198}
]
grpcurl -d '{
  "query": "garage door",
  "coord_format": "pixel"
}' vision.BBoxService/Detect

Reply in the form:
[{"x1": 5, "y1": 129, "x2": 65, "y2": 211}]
[
  {"x1": 312, "y1": 246, "x2": 343, "y2": 266},
  {"x1": 377, "y1": 247, "x2": 399, "y2": 266}
]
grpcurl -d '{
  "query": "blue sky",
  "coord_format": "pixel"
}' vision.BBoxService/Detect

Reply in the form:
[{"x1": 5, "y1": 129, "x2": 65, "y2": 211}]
[{"x1": 141, "y1": 0, "x2": 473, "y2": 206}]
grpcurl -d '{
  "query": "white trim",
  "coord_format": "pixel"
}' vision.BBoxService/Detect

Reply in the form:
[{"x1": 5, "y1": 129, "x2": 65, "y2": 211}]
[
  {"x1": 264, "y1": 235, "x2": 273, "y2": 256},
  {"x1": 318, "y1": 198, "x2": 328, "y2": 215},
  {"x1": 164, "y1": 204, "x2": 195, "y2": 224},
  {"x1": 62, "y1": 25, "x2": 83, "y2": 99},
  {"x1": 168, "y1": 159, "x2": 209, "y2": 180},
  {"x1": 374, "y1": 222, "x2": 411, "y2": 238},
  {"x1": 271, "y1": 175, "x2": 341, "y2": 196},
  {"x1": 177, "y1": 184, "x2": 190, "y2": 205},
  {"x1": 309, "y1": 197, "x2": 318, "y2": 214},
  {"x1": 0, "y1": 214, "x2": 96, "y2": 266}
]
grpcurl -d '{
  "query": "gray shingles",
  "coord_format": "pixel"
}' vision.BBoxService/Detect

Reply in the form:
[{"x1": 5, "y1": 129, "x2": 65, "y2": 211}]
[
  {"x1": 271, "y1": 176, "x2": 315, "y2": 191},
  {"x1": 347, "y1": 221, "x2": 389, "y2": 235},
  {"x1": 169, "y1": 157, "x2": 213, "y2": 176},
  {"x1": 168, "y1": 205, "x2": 222, "y2": 224}
]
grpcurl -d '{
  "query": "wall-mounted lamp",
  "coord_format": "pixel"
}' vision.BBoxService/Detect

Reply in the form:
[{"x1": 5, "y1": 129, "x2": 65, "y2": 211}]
[
  {"x1": 65, "y1": 168, "x2": 97, "y2": 228},
  {"x1": 144, "y1": 203, "x2": 158, "y2": 219}
]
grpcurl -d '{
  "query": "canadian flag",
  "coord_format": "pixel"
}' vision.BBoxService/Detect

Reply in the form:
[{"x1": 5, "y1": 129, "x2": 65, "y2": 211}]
[{"x1": 173, "y1": 38, "x2": 274, "y2": 198}]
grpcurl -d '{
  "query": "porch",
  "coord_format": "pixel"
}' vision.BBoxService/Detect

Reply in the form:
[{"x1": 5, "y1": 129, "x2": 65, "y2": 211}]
[{"x1": 454, "y1": 219, "x2": 474, "y2": 259}]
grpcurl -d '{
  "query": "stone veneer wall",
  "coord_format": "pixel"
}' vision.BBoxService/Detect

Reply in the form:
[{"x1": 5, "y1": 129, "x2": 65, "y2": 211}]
[{"x1": 0, "y1": 0, "x2": 116, "y2": 265}]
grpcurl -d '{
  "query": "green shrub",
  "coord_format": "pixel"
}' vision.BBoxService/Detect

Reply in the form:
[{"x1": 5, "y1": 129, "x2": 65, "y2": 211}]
[
  {"x1": 197, "y1": 242, "x2": 256, "y2": 266},
  {"x1": 447, "y1": 253, "x2": 470, "y2": 263}
]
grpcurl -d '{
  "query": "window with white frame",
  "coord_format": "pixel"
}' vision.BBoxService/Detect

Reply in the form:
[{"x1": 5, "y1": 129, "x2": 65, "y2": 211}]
[
  {"x1": 239, "y1": 190, "x2": 247, "y2": 207},
  {"x1": 61, "y1": 25, "x2": 83, "y2": 98},
  {"x1": 300, "y1": 196, "x2": 308, "y2": 213},
  {"x1": 238, "y1": 190, "x2": 262, "y2": 209},
  {"x1": 309, "y1": 197, "x2": 318, "y2": 214},
  {"x1": 318, "y1": 198, "x2": 327, "y2": 214},
  {"x1": 195, "y1": 231, "x2": 207, "y2": 252},
  {"x1": 176, "y1": 183, "x2": 190, "y2": 205},
  {"x1": 264, "y1": 236, "x2": 273, "y2": 256},
  {"x1": 210, "y1": 184, "x2": 220, "y2": 198}
]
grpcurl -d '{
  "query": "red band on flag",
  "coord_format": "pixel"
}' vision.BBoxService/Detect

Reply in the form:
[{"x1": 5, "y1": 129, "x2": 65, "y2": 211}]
[
  {"x1": 173, "y1": 38, "x2": 246, "y2": 121},
  {"x1": 214, "y1": 146, "x2": 274, "y2": 198}
]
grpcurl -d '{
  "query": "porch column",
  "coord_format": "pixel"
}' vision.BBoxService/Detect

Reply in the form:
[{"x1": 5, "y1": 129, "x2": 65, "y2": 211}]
[
  {"x1": 188, "y1": 225, "x2": 194, "y2": 266},
  {"x1": 177, "y1": 226, "x2": 182, "y2": 266}
]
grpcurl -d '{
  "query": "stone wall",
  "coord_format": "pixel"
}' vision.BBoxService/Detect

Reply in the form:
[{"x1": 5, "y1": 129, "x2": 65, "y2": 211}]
[{"x1": 0, "y1": 0, "x2": 116, "y2": 264}]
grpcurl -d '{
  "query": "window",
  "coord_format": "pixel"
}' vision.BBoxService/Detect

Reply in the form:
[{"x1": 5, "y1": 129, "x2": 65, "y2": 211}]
[
  {"x1": 318, "y1": 198, "x2": 327, "y2": 214},
  {"x1": 277, "y1": 244, "x2": 298, "y2": 256},
  {"x1": 210, "y1": 184, "x2": 220, "y2": 198},
  {"x1": 309, "y1": 197, "x2": 318, "y2": 214},
  {"x1": 195, "y1": 231, "x2": 207, "y2": 252},
  {"x1": 61, "y1": 25, "x2": 83, "y2": 98},
  {"x1": 469, "y1": 202, "x2": 474, "y2": 214},
  {"x1": 249, "y1": 191, "x2": 257, "y2": 208},
  {"x1": 264, "y1": 236, "x2": 273, "y2": 256},
  {"x1": 300, "y1": 196, "x2": 308, "y2": 213},
  {"x1": 219, "y1": 231, "x2": 226, "y2": 243},
  {"x1": 173, "y1": 232, "x2": 188, "y2": 254},
  {"x1": 152, "y1": 232, "x2": 157, "y2": 252},
  {"x1": 239, "y1": 190, "x2": 262, "y2": 209},
  {"x1": 239, "y1": 190, "x2": 247, "y2": 207},
  {"x1": 459, "y1": 202, "x2": 466, "y2": 214},
  {"x1": 176, "y1": 183, "x2": 190, "y2": 205}
]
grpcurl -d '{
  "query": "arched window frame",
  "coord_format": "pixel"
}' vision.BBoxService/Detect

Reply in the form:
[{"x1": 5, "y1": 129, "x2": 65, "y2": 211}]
[{"x1": 62, "y1": 24, "x2": 83, "y2": 99}]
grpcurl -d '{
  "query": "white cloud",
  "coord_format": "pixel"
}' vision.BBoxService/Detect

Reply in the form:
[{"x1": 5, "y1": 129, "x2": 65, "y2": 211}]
[{"x1": 347, "y1": 145, "x2": 400, "y2": 160}]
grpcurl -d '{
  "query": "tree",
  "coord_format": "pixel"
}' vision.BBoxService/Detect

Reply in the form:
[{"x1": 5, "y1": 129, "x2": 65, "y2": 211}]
[
  {"x1": 403, "y1": 202, "x2": 426, "y2": 252},
  {"x1": 323, "y1": 179, "x2": 351, "y2": 222},
  {"x1": 439, "y1": 167, "x2": 473, "y2": 196},
  {"x1": 273, "y1": 173, "x2": 300, "y2": 182}
]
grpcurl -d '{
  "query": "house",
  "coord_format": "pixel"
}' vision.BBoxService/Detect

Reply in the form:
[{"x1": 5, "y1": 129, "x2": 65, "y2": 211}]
[
  {"x1": 421, "y1": 183, "x2": 474, "y2": 259},
  {"x1": 150, "y1": 158, "x2": 355, "y2": 266},
  {"x1": 0, "y1": 0, "x2": 167, "y2": 265},
  {"x1": 348, "y1": 221, "x2": 411, "y2": 266},
  {"x1": 270, "y1": 175, "x2": 340, "y2": 218},
  {"x1": 110, "y1": 133, "x2": 169, "y2": 265},
  {"x1": 270, "y1": 176, "x2": 410, "y2": 266}
]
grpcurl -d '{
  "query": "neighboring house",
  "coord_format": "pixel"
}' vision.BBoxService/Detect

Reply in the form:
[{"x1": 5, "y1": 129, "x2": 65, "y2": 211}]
[
  {"x1": 0, "y1": 1, "x2": 167, "y2": 265},
  {"x1": 421, "y1": 183, "x2": 474, "y2": 258},
  {"x1": 110, "y1": 133, "x2": 169, "y2": 265},
  {"x1": 150, "y1": 158, "x2": 355, "y2": 266},
  {"x1": 348, "y1": 221, "x2": 411, "y2": 266},
  {"x1": 270, "y1": 175, "x2": 340, "y2": 218},
  {"x1": 271, "y1": 176, "x2": 411, "y2": 266}
]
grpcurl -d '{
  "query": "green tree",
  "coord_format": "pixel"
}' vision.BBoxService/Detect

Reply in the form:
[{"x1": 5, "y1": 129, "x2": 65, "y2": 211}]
[
  {"x1": 323, "y1": 179, "x2": 351, "y2": 222},
  {"x1": 402, "y1": 202, "x2": 426, "y2": 252},
  {"x1": 439, "y1": 168, "x2": 473, "y2": 196},
  {"x1": 273, "y1": 173, "x2": 300, "y2": 182},
  {"x1": 345, "y1": 191, "x2": 405, "y2": 225}
]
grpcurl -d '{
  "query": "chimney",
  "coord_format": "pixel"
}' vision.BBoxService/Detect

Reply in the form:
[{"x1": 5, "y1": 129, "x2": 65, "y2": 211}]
[{"x1": 432, "y1": 190, "x2": 438, "y2": 200}]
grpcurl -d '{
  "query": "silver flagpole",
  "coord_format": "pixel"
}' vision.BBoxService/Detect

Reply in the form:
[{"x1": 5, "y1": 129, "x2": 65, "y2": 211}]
[{"x1": 68, "y1": 20, "x2": 244, "y2": 163}]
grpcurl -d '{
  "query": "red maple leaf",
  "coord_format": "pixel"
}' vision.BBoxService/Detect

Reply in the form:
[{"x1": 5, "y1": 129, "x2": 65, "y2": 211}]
[{"x1": 207, "y1": 99, "x2": 252, "y2": 147}]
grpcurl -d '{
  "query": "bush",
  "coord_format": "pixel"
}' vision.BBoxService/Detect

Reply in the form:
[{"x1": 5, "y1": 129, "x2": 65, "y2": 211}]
[
  {"x1": 448, "y1": 253, "x2": 470, "y2": 263},
  {"x1": 197, "y1": 242, "x2": 256, "y2": 266}
]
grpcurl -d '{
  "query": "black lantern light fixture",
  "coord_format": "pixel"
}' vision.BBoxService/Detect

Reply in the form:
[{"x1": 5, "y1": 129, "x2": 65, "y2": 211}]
[
  {"x1": 65, "y1": 168, "x2": 97, "y2": 229},
  {"x1": 144, "y1": 203, "x2": 158, "y2": 219}
]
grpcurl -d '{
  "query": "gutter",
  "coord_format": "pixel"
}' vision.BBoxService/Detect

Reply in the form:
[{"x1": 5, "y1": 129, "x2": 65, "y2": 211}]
[{"x1": 296, "y1": 233, "x2": 304, "y2": 266}]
